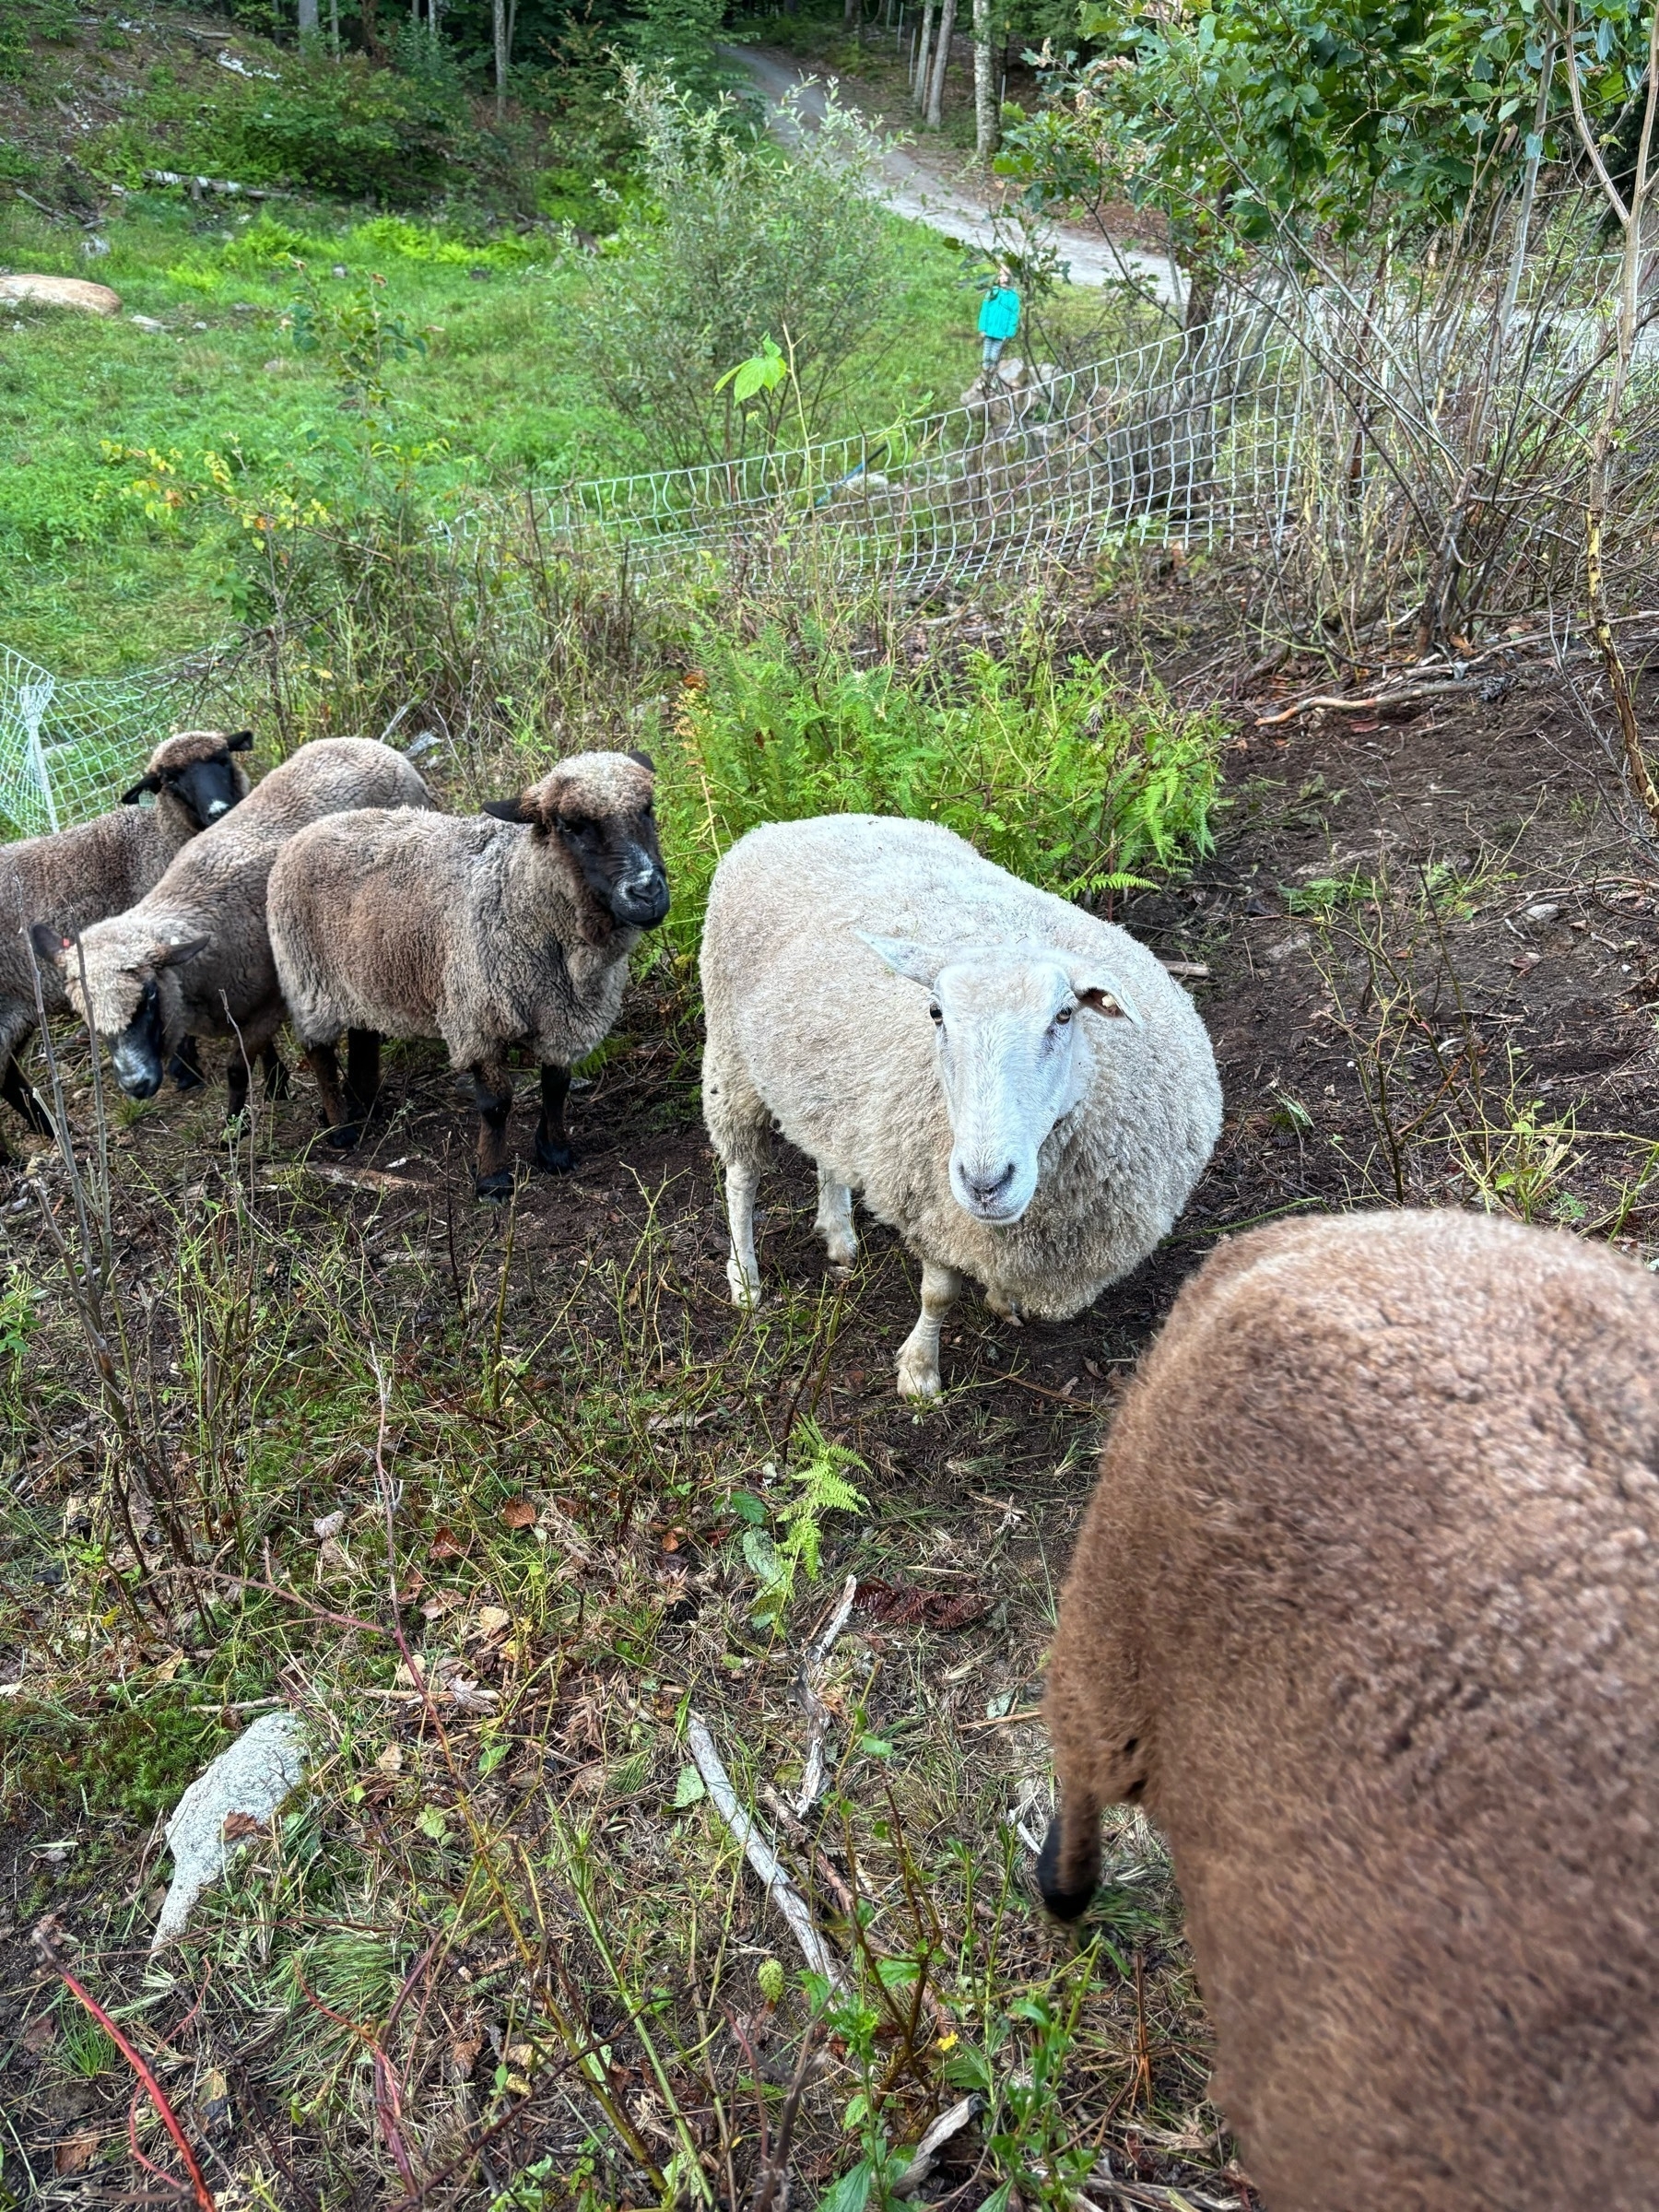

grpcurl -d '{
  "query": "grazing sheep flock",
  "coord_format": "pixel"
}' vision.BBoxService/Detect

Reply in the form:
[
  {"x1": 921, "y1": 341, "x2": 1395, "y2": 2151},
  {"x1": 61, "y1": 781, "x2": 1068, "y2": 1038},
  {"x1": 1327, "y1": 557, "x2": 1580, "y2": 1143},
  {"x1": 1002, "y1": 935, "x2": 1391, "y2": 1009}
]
[
  {"x1": 33, "y1": 735, "x2": 429, "y2": 1120},
  {"x1": 17, "y1": 718, "x2": 1659, "y2": 2197}
]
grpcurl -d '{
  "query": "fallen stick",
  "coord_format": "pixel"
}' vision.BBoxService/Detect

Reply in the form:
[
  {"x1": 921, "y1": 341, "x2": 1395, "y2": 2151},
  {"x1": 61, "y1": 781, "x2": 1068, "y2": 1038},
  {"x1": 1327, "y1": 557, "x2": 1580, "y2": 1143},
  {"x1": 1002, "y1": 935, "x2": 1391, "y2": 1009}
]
[
  {"x1": 794, "y1": 1574, "x2": 857, "y2": 1816},
  {"x1": 1254, "y1": 680, "x2": 1472, "y2": 727},
  {"x1": 892, "y1": 2095, "x2": 979, "y2": 2198},
  {"x1": 686, "y1": 1712, "x2": 845, "y2": 1988}
]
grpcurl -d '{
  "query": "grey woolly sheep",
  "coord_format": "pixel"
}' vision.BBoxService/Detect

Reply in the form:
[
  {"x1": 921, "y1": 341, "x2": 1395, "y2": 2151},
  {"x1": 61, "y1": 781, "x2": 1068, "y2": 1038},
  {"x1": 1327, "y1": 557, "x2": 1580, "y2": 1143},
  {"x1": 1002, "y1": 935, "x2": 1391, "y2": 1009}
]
[
  {"x1": 1039, "y1": 1206, "x2": 1659, "y2": 2210},
  {"x1": 266, "y1": 748, "x2": 668, "y2": 1199},
  {"x1": 699, "y1": 815, "x2": 1220, "y2": 1396},
  {"x1": 33, "y1": 737, "x2": 429, "y2": 1122},
  {"x1": 0, "y1": 728, "x2": 254, "y2": 1154}
]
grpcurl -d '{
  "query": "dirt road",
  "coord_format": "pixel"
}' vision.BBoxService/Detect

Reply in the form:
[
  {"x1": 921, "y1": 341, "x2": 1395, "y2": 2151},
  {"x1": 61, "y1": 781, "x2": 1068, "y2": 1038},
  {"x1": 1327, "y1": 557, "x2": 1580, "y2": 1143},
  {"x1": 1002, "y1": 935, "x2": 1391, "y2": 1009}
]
[{"x1": 722, "y1": 43, "x2": 1186, "y2": 312}]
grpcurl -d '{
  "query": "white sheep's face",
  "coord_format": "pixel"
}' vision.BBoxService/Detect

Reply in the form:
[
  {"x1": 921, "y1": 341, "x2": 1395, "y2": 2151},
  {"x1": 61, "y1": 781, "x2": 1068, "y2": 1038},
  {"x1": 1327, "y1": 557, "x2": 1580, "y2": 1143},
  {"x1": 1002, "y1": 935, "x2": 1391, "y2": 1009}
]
[{"x1": 861, "y1": 936, "x2": 1140, "y2": 1227}]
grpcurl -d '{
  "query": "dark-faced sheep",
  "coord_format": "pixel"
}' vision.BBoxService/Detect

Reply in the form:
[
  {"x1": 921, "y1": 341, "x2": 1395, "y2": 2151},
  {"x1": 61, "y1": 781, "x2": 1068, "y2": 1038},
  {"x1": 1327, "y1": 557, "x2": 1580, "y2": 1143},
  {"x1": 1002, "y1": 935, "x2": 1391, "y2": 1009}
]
[
  {"x1": 0, "y1": 728, "x2": 253, "y2": 1152},
  {"x1": 700, "y1": 815, "x2": 1220, "y2": 1395},
  {"x1": 32, "y1": 737, "x2": 429, "y2": 1122},
  {"x1": 1040, "y1": 1206, "x2": 1659, "y2": 2210},
  {"x1": 266, "y1": 749, "x2": 668, "y2": 1198}
]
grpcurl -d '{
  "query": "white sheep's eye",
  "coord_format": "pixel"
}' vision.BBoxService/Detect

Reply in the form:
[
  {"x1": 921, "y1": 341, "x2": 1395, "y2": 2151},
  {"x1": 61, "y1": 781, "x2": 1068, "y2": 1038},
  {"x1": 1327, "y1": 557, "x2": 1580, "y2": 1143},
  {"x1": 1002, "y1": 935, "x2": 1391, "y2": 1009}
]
[
  {"x1": 1055, "y1": 1006, "x2": 1074, "y2": 1026},
  {"x1": 928, "y1": 1003, "x2": 943, "y2": 1024}
]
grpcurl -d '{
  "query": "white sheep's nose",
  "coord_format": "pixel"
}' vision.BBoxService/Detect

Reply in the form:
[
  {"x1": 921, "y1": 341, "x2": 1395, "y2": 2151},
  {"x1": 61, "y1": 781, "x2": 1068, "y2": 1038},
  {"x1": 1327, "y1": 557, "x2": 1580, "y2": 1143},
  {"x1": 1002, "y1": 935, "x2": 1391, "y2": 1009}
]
[{"x1": 966, "y1": 1160, "x2": 1018, "y2": 1207}]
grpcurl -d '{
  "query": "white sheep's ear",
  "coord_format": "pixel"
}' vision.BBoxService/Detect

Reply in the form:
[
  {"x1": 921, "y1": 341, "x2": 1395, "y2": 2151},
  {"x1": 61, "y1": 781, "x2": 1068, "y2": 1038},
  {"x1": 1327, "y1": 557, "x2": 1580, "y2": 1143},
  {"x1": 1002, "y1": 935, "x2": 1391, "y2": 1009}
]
[
  {"x1": 857, "y1": 933, "x2": 954, "y2": 987},
  {"x1": 1069, "y1": 967, "x2": 1142, "y2": 1027}
]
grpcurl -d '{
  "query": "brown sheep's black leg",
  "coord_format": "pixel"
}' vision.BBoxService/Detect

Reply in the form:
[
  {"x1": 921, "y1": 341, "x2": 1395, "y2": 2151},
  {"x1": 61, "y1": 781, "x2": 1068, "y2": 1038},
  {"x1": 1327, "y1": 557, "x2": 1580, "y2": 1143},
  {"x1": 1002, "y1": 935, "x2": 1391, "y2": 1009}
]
[
  {"x1": 307, "y1": 1041, "x2": 360, "y2": 1148},
  {"x1": 1, "y1": 1055, "x2": 52, "y2": 1135},
  {"x1": 534, "y1": 1064, "x2": 575, "y2": 1174},
  {"x1": 169, "y1": 1036, "x2": 206, "y2": 1093},
  {"x1": 1035, "y1": 1787, "x2": 1103, "y2": 1924},
  {"x1": 347, "y1": 1030, "x2": 381, "y2": 1125},
  {"x1": 261, "y1": 1042, "x2": 290, "y2": 1101},
  {"x1": 225, "y1": 1048, "x2": 253, "y2": 1126},
  {"x1": 472, "y1": 1066, "x2": 515, "y2": 1202}
]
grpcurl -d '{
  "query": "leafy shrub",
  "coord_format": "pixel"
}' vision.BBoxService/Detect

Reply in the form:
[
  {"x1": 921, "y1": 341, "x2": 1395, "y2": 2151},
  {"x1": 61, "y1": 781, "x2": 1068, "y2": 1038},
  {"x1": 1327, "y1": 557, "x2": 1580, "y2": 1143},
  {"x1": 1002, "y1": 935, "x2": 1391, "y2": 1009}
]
[
  {"x1": 581, "y1": 74, "x2": 899, "y2": 465},
  {"x1": 657, "y1": 620, "x2": 1228, "y2": 954}
]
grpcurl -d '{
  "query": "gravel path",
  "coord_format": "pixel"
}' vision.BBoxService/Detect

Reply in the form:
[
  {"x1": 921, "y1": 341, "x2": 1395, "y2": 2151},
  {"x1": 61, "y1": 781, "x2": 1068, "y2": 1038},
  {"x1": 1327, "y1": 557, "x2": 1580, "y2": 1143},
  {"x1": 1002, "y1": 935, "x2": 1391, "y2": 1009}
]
[{"x1": 722, "y1": 42, "x2": 1186, "y2": 311}]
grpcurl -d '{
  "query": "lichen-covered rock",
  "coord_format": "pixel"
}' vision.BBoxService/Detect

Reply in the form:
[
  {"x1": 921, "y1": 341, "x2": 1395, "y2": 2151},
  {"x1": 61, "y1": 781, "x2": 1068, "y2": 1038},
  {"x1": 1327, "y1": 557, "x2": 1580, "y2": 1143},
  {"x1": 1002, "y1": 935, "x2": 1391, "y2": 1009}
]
[
  {"x1": 150, "y1": 1710, "x2": 307, "y2": 1951},
  {"x1": 0, "y1": 276, "x2": 122, "y2": 316}
]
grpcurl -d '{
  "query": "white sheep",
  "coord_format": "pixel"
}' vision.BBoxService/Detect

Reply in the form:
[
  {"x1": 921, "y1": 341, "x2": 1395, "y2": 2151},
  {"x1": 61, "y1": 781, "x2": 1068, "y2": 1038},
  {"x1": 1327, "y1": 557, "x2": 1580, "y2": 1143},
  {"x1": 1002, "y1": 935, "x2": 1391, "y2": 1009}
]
[{"x1": 700, "y1": 815, "x2": 1221, "y2": 1396}]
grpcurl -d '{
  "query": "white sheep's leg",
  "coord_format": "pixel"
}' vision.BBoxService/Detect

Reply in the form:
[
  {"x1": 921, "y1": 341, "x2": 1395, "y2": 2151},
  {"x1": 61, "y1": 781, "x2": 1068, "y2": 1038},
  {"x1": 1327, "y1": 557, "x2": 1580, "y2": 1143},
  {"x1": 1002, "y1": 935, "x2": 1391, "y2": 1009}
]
[
  {"x1": 724, "y1": 1160, "x2": 764, "y2": 1310},
  {"x1": 814, "y1": 1168, "x2": 857, "y2": 1273},
  {"x1": 896, "y1": 1261, "x2": 963, "y2": 1401}
]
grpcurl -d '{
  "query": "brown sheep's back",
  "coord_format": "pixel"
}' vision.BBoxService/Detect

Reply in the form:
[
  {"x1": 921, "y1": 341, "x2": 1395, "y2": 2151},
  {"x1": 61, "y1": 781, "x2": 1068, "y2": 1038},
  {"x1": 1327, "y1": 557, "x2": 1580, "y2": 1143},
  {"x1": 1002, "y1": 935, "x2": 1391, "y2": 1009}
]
[{"x1": 1045, "y1": 1206, "x2": 1659, "y2": 2209}]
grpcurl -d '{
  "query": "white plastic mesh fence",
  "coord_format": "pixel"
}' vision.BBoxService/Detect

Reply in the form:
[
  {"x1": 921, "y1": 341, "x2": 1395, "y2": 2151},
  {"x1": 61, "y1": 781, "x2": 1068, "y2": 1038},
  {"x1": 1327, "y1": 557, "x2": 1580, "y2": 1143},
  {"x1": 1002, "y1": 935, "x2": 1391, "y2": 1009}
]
[
  {"x1": 0, "y1": 637, "x2": 250, "y2": 842},
  {"x1": 0, "y1": 297, "x2": 1646, "y2": 842}
]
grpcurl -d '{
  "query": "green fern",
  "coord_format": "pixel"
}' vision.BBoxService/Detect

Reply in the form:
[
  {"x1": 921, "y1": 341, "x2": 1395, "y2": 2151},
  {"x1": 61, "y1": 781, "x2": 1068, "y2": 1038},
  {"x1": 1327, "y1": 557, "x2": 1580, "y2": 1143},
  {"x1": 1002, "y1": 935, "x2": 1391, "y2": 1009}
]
[{"x1": 745, "y1": 1420, "x2": 868, "y2": 1628}]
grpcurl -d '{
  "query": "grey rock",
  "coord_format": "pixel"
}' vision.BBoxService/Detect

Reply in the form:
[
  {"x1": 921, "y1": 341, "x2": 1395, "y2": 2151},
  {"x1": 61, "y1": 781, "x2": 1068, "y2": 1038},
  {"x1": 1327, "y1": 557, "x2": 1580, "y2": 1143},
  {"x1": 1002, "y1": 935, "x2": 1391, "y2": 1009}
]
[
  {"x1": 1525, "y1": 902, "x2": 1561, "y2": 924},
  {"x1": 150, "y1": 1710, "x2": 307, "y2": 1950}
]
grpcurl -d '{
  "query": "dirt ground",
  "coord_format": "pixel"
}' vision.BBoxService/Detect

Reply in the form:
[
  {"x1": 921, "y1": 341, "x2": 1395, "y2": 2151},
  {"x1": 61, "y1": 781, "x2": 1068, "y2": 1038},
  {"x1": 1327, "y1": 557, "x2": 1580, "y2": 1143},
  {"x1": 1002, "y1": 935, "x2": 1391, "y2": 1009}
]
[{"x1": 3, "y1": 607, "x2": 1657, "y2": 2209}]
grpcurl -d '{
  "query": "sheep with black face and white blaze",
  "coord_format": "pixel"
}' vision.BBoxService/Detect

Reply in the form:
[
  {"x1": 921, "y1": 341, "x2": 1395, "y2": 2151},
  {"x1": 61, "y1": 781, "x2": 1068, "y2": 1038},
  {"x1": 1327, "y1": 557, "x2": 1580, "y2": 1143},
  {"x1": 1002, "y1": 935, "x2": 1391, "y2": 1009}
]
[
  {"x1": 699, "y1": 813, "x2": 1220, "y2": 1397},
  {"x1": 32, "y1": 737, "x2": 430, "y2": 1125},
  {"x1": 266, "y1": 748, "x2": 668, "y2": 1198},
  {"x1": 0, "y1": 728, "x2": 255, "y2": 1152}
]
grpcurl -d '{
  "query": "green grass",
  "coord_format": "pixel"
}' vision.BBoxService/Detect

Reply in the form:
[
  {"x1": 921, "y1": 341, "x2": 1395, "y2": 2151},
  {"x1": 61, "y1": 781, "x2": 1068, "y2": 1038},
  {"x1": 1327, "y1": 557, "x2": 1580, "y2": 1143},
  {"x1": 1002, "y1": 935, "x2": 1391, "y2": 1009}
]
[{"x1": 0, "y1": 192, "x2": 1100, "y2": 675}]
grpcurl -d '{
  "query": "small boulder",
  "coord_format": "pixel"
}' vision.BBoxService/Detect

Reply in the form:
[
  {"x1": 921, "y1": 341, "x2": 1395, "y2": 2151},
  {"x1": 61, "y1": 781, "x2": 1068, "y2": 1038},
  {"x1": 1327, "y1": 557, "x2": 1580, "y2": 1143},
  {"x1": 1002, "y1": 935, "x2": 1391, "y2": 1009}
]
[
  {"x1": 0, "y1": 275, "x2": 123, "y2": 317},
  {"x1": 150, "y1": 1709, "x2": 307, "y2": 1951}
]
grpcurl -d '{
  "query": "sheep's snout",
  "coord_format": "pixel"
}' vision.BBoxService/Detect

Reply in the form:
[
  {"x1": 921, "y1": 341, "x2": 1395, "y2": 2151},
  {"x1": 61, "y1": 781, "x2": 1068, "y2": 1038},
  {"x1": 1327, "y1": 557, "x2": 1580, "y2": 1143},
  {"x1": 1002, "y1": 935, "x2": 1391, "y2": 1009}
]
[
  {"x1": 952, "y1": 1151, "x2": 1027, "y2": 1223},
  {"x1": 611, "y1": 856, "x2": 669, "y2": 928},
  {"x1": 109, "y1": 980, "x2": 168, "y2": 1100}
]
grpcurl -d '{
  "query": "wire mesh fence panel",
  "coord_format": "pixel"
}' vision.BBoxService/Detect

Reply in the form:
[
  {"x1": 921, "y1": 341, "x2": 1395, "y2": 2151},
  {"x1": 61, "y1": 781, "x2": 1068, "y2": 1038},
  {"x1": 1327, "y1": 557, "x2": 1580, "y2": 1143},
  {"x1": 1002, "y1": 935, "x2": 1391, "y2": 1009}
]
[
  {"x1": 0, "y1": 638, "x2": 253, "y2": 842},
  {"x1": 8, "y1": 280, "x2": 1659, "y2": 844}
]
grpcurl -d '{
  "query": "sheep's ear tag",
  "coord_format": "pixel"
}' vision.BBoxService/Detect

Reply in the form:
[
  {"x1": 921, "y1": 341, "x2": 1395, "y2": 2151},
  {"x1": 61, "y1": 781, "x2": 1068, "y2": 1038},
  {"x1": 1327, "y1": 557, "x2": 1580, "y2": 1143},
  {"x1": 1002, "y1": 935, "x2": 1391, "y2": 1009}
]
[
  {"x1": 857, "y1": 933, "x2": 950, "y2": 988},
  {"x1": 1075, "y1": 974, "x2": 1142, "y2": 1027}
]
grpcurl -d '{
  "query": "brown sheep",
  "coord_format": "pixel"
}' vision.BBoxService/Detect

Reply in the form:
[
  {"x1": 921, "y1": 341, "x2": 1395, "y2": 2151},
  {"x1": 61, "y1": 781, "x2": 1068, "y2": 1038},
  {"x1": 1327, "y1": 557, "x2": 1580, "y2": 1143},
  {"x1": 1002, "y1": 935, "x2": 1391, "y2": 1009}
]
[
  {"x1": 1039, "y1": 1206, "x2": 1659, "y2": 2210},
  {"x1": 266, "y1": 749, "x2": 667, "y2": 1199},
  {"x1": 0, "y1": 728, "x2": 253, "y2": 1151}
]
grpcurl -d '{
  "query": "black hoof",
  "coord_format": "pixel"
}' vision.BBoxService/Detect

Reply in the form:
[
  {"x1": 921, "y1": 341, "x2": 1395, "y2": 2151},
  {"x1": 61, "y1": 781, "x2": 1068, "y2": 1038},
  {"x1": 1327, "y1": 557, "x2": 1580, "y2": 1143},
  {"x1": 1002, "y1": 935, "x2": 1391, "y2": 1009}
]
[
  {"x1": 169, "y1": 1054, "x2": 206, "y2": 1093},
  {"x1": 323, "y1": 1122, "x2": 361, "y2": 1152},
  {"x1": 535, "y1": 1137, "x2": 576, "y2": 1175},
  {"x1": 1034, "y1": 1817, "x2": 1098, "y2": 1923},
  {"x1": 475, "y1": 1169, "x2": 515, "y2": 1203}
]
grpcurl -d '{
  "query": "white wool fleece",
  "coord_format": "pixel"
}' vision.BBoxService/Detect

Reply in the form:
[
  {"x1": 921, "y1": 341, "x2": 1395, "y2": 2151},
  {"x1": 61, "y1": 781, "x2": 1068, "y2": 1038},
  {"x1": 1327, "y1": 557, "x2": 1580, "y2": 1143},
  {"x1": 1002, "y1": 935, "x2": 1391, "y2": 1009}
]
[{"x1": 700, "y1": 815, "x2": 1222, "y2": 1320}]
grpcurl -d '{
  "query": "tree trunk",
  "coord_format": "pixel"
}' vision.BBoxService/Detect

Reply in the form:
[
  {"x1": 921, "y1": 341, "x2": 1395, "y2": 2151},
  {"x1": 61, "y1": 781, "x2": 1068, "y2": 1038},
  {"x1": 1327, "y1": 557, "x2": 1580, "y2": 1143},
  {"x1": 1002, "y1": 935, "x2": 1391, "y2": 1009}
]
[
  {"x1": 925, "y1": 0, "x2": 955, "y2": 127},
  {"x1": 493, "y1": 0, "x2": 508, "y2": 115},
  {"x1": 972, "y1": 0, "x2": 996, "y2": 159},
  {"x1": 358, "y1": 0, "x2": 383, "y2": 57},
  {"x1": 843, "y1": 0, "x2": 860, "y2": 33},
  {"x1": 297, "y1": 0, "x2": 319, "y2": 35},
  {"x1": 912, "y1": 0, "x2": 935, "y2": 106}
]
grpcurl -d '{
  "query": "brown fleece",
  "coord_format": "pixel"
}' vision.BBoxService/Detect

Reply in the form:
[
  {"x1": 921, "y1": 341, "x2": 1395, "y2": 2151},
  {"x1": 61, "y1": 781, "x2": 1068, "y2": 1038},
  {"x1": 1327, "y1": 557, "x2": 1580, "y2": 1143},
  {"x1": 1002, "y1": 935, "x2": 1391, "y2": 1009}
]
[
  {"x1": 0, "y1": 729, "x2": 253, "y2": 1081},
  {"x1": 1042, "y1": 1206, "x2": 1659, "y2": 2210}
]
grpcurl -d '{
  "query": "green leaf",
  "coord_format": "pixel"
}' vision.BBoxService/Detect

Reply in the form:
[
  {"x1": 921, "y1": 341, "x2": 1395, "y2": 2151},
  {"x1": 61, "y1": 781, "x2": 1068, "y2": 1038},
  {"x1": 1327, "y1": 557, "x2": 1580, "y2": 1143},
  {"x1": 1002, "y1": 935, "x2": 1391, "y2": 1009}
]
[
  {"x1": 729, "y1": 1490, "x2": 769, "y2": 1525},
  {"x1": 416, "y1": 1803, "x2": 448, "y2": 1841},
  {"x1": 815, "y1": 2159, "x2": 874, "y2": 2212},
  {"x1": 742, "y1": 1527, "x2": 783, "y2": 1586},
  {"x1": 672, "y1": 1764, "x2": 707, "y2": 1809}
]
